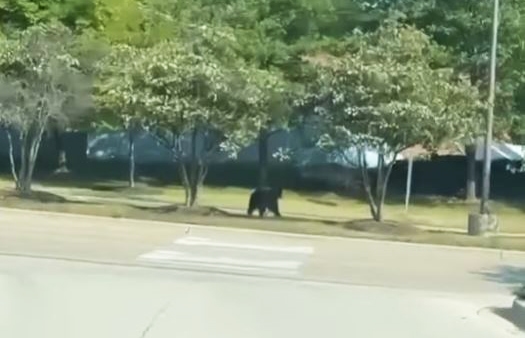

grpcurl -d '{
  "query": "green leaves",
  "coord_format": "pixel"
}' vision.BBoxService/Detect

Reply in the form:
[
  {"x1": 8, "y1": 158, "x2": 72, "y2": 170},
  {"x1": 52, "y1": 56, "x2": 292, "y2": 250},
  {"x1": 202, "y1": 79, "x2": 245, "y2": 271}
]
[
  {"x1": 307, "y1": 22, "x2": 483, "y2": 154},
  {"x1": 0, "y1": 23, "x2": 92, "y2": 131}
]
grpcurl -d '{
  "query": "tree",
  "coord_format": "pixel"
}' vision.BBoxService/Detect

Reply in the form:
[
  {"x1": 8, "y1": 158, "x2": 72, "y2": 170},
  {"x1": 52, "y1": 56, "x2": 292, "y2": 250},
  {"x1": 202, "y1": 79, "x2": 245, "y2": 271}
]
[
  {"x1": 232, "y1": 65, "x2": 298, "y2": 187},
  {"x1": 95, "y1": 44, "x2": 148, "y2": 188},
  {"x1": 0, "y1": 23, "x2": 92, "y2": 193},
  {"x1": 140, "y1": 38, "x2": 261, "y2": 206},
  {"x1": 137, "y1": 0, "x2": 382, "y2": 188},
  {"x1": 0, "y1": 0, "x2": 99, "y2": 31},
  {"x1": 381, "y1": 0, "x2": 525, "y2": 200},
  {"x1": 304, "y1": 23, "x2": 483, "y2": 221},
  {"x1": 97, "y1": 29, "x2": 261, "y2": 206}
]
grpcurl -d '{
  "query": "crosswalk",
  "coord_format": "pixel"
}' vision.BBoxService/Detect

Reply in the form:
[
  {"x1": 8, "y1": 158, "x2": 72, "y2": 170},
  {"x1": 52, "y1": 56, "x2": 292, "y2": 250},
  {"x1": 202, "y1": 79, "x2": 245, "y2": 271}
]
[{"x1": 137, "y1": 236, "x2": 314, "y2": 277}]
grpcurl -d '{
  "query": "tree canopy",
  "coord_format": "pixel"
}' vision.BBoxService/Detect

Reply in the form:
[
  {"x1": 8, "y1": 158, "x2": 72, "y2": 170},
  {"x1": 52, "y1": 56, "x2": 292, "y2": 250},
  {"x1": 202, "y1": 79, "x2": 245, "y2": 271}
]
[{"x1": 0, "y1": 0, "x2": 523, "y2": 219}]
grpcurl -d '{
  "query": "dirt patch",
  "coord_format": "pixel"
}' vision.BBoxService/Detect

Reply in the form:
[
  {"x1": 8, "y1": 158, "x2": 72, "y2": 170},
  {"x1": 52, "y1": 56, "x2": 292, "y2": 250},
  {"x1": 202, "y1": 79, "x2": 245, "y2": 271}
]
[
  {"x1": 133, "y1": 204, "x2": 231, "y2": 217},
  {"x1": 343, "y1": 219, "x2": 422, "y2": 236}
]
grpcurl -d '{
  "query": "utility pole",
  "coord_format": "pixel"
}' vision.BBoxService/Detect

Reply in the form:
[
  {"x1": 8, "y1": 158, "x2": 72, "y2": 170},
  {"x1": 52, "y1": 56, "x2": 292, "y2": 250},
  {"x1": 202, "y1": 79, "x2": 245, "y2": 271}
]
[
  {"x1": 480, "y1": 0, "x2": 500, "y2": 214},
  {"x1": 468, "y1": 0, "x2": 499, "y2": 235}
]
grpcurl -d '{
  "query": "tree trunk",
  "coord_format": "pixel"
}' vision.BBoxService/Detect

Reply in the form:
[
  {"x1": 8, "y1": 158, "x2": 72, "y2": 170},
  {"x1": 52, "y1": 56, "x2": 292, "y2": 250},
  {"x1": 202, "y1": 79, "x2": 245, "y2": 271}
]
[
  {"x1": 187, "y1": 127, "x2": 199, "y2": 207},
  {"x1": 54, "y1": 130, "x2": 69, "y2": 174},
  {"x1": 24, "y1": 129, "x2": 44, "y2": 193},
  {"x1": 375, "y1": 153, "x2": 384, "y2": 201},
  {"x1": 179, "y1": 162, "x2": 190, "y2": 206},
  {"x1": 359, "y1": 149, "x2": 379, "y2": 220},
  {"x1": 128, "y1": 129, "x2": 136, "y2": 188},
  {"x1": 17, "y1": 133, "x2": 28, "y2": 193},
  {"x1": 6, "y1": 129, "x2": 19, "y2": 188},
  {"x1": 376, "y1": 157, "x2": 396, "y2": 223},
  {"x1": 359, "y1": 149, "x2": 396, "y2": 222},
  {"x1": 465, "y1": 143, "x2": 477, "y2": 201},
  {"x1": 258, "y1": 129, "x2": 269, "y2": 188},
  {"x1": 16, "y1": 124, "x2": 46, "y2": 195}
]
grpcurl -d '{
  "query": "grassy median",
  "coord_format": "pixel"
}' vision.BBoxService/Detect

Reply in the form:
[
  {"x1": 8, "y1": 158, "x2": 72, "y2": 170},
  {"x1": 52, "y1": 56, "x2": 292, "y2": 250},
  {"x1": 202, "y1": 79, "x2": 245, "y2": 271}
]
[{"x1": 1, "y1": 176, "x2": 524, "y2": 250}]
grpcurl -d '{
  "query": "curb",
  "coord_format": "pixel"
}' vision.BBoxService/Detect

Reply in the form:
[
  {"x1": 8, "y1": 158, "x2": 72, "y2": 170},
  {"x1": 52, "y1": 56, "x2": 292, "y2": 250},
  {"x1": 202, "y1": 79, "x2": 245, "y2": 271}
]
[{"x1": 512, "y1": 298, "x2": 525, "y2": 323}]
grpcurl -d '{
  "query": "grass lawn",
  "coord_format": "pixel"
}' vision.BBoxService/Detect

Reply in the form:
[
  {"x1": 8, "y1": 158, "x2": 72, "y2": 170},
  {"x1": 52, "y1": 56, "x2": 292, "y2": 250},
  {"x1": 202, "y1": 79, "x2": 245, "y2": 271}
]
[{"x1": 1, "y1": 175, "x2": 525, "y2": 250}]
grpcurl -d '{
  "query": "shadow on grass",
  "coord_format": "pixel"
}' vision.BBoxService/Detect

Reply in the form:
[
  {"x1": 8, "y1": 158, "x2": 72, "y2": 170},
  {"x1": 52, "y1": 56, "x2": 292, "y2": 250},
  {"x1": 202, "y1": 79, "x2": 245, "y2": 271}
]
[
  {"x1": 0, "y1": 189, "x2": 97, "y2": 205},
  {"x1": 132, "y1": 203, "x2": 423, "y2": 237},
  {"x1": 133, "y1": 204, "x2": 233, "y2": 217},
  {"x1": 306, "y1": 198, "x2": 339, "y2": 207},
  {"x1": 35, "y1": 172, "x2": 163, "y2": 196},
  {"x1": 341, "y1": 219, "x2": 422, "y2": 236},
  {"x1": 295, "y1": 189, "x2": 484, "y2": 209}
]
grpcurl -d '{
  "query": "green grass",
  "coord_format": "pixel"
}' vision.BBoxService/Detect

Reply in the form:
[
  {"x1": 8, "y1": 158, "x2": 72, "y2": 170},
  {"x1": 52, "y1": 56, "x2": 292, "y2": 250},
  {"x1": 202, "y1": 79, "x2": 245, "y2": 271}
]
[
  {"x1": 27, "y1": 178, "x2": 525, "y2": 234},
  {"x1": 1, "y1": 176, "x2": 525, "y2": 250}
]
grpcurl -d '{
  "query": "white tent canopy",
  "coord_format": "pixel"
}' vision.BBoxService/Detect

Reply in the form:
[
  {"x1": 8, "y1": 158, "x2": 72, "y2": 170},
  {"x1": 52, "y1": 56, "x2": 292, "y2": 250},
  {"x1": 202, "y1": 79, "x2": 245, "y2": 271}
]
[{"x1": 474, "y1": 138, "x2": 525, "y2": 162}]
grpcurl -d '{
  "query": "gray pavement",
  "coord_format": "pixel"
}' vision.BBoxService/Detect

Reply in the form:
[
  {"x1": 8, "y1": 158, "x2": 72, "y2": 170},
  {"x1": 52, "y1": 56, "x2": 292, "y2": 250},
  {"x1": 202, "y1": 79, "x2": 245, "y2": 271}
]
[
  {"x1": 0, "y1": 254, "x2": 523, "y2": 338},
  {"x1": 1, "y1": 207, "x2": 525, "y2": 294},
  {"x1": 1, "y1": 208, "x2": 525, "y2": 336}
]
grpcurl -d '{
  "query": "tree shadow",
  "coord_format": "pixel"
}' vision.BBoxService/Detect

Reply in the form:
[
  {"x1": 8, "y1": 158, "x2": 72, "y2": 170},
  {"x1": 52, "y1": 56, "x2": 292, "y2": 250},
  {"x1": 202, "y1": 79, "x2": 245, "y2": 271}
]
[
  {"x1": 295, "y1": 189, "x2": 484, "y2": 209},
  {"x1": 132, "y1": 204, "x2": 233, "y2": 217},
  {"x1": 306, "y1": 198, "x2": 339, "y2": 207},
  {"x1": 340, "y1": 219, "x2": 422, "y2": 235},
  {"x1": 474, "y1": 265, "x2": 525, "y2": 286},
  {"x1": 0, "y1": 189, "x2": 96, "y2": 205},
  {"x1": 35, "y1": 170, "x2": 165, "y2": 192},
  {"x1": 131, "y1": 203, "x2": 424, "y2": 238}
]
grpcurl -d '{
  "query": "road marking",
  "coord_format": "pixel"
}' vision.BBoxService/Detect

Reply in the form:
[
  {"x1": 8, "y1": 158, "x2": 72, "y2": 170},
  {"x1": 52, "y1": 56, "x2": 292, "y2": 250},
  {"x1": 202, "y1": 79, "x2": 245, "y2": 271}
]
[
  {"x1": 138, "y1": 250, "x2": 302, "y2": 270},
  {"x1": 137, "y1": 236, "x2": 314, "y2": 276},
  {"x1": 174, "y1": 236, "x2": 314, "y2": 254}
]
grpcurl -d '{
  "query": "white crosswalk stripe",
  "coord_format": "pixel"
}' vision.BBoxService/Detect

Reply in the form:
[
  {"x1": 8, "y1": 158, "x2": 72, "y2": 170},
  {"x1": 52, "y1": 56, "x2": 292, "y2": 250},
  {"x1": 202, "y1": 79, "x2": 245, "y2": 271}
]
[{"x1": 137, "y1": 236, "x2": 314, "y2": 277}]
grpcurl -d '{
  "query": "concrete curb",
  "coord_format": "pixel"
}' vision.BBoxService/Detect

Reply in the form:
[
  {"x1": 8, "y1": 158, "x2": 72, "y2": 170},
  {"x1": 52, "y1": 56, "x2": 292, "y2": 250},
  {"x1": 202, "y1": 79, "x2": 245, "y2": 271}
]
[{"x1": 512, "y1": 298, "x2": 525, "y2": 323}]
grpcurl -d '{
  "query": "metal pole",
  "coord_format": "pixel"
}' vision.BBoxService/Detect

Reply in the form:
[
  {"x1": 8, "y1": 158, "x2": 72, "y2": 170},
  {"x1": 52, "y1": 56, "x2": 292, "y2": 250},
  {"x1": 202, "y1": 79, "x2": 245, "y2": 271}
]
[{"x1": 480, "y1": 0, "x2": 499, "y2": 214}]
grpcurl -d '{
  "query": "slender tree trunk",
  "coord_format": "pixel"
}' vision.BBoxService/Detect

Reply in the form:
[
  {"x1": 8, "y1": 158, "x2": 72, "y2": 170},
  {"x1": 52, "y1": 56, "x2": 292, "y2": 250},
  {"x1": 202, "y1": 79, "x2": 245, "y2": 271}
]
[
  {"x1": 54, "y1": 130, "x2": 69, "y2": 174},
  {"x1": 376, "y1": 157, "x2": 396, "y2": 223},
  {"x1": 359, "y1": 149, "x2": 379, "y2": 220},
  {"x1": 24, "y1": 126, "x2": 45, "y2": 194},
  {"x1": 17, "y1": 133, "x2": 29, "y2": 194},
  {"x1": 128, "y1": 129, "x2": 136, "y2": 188},
  {"x1": 6, "y1": 129, "x2": 19, "y2": 188},
  {"x1": 180, "y1": 162, "x2": 190, "y2": 206},
  {"x1": 375, "y1": 153, "x2": 384, "y2": 201},
  {"x1": 188, "y1": 127, "x2": 200, "y2": 207},
  {"x1": 465, "y1": 143, "x2": 477, "y2": 201},
  {"x1": 258, "y1": 128, "x2": 269, "y2": 188},
  {"x1": 189, "y1": 180, "x2": 198, "y2": 207},
  {"x1": 359, "y1": 149, "x2": 396, "y2": 222},
  {"x1": 16, "y1": 124, "x2": 46, "y2": 195}
]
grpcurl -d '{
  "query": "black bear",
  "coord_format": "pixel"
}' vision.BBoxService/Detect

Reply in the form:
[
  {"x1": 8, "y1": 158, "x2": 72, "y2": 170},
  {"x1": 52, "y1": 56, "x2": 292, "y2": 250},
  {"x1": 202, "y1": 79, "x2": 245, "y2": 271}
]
[{"x1": 247, "y1": 187, "x2": 282, "y2": 217}]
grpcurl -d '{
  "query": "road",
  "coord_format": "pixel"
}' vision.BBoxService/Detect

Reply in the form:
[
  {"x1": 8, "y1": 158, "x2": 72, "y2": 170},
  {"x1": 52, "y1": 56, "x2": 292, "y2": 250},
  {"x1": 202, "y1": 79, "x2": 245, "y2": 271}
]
[
  {"x1": 0, "y1": 207, "x2": 525, "y2": 337},
  {"x1": 0, "y1": 254, "x2": 521, "y2": 338}
]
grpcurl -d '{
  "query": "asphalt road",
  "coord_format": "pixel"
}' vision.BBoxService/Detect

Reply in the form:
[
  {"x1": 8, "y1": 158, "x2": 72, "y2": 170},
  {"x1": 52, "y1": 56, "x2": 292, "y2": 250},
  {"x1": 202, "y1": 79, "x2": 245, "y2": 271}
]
[
  {"x1": 1, "y1": 207, "x2": 524, "y2": 293},
  {"x1": 1, "y1": 207, "x2": 525, "y2": 336},
  {"x1": 0, "y1": 255, "x2": 522, "y2": 338}
]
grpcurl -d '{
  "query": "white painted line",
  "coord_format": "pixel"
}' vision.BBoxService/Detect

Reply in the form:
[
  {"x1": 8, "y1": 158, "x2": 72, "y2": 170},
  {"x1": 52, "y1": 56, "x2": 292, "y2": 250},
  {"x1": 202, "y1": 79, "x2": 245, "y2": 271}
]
[
  {"x1": 180, "y1": 236, "x2": 209, "y2": 242},
  {"x1": 138, "y1": 250, "x2": 303, "y2": 270},
  {"x1": 175, "y1": 237, "x2": 314, "y2": 254}
]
